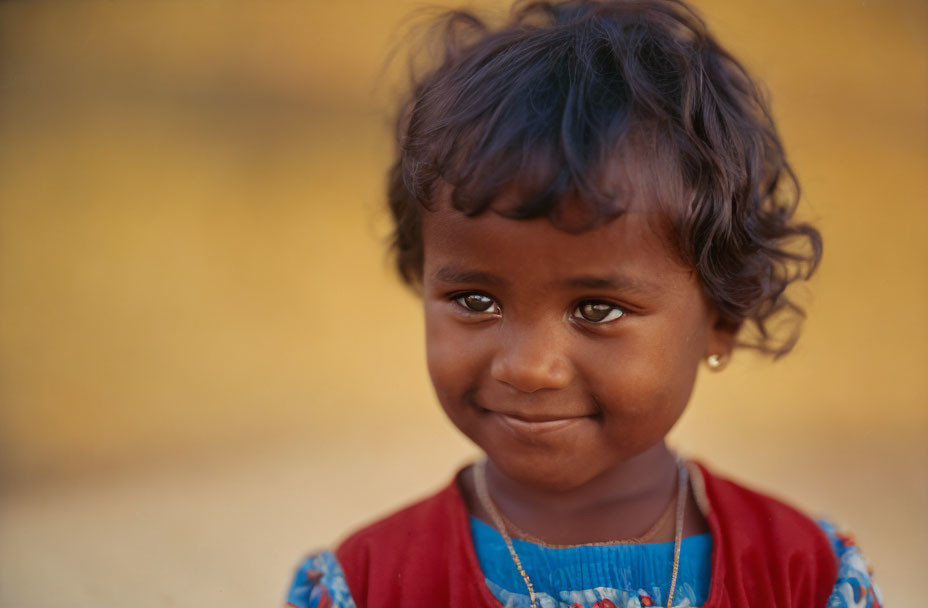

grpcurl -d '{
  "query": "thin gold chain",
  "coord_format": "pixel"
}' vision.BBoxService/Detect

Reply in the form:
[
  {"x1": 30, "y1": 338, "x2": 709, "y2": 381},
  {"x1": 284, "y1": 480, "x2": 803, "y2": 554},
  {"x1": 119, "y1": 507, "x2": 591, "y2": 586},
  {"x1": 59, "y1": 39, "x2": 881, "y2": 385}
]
[
  {"x1": 473, "y1": 461, "x2": 539, "y2": 607},
  {"x1": 474, "y1": 458, "x2": 688, "y2": 608},
  {"x1": 666, "y1": 458, "x2": 688, "y2": 607},
  {"x1": 486, "y1": 480, "x2": 678, "y2": 548}
]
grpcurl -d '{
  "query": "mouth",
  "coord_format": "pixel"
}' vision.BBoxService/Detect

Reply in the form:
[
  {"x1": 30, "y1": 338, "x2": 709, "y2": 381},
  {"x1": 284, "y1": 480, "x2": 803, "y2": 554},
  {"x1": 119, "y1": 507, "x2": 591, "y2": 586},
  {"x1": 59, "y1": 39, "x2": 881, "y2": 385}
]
[{"x1": 488, "y1": 411, "x2": 593, "y2": 435}]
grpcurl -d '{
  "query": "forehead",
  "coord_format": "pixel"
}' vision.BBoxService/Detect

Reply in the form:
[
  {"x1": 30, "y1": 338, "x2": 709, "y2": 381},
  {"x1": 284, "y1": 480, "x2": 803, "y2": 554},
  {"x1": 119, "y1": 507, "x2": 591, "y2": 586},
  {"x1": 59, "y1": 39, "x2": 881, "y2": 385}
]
[{"x1": 421, "y1": 201, "x2": 692, "y2": 289}]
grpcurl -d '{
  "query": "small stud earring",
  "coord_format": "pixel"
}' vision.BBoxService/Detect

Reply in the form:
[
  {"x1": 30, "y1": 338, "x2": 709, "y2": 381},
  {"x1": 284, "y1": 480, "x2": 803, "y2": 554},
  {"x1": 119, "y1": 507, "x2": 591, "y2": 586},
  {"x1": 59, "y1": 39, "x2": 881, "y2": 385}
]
[{"x1": 706, "y1": 353, "x2": 726, "y2": 370}]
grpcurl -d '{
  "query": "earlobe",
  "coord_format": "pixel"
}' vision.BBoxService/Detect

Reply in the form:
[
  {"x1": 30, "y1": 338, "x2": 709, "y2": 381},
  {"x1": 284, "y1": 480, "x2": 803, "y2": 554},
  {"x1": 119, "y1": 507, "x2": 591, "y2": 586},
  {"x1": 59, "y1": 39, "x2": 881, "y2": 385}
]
[
  {"x1": 706, "y1": 352, "x2": 728, "y2": 371},
  {"x1": 704, "y1": 314, "x2": 738, "y2": 371}
]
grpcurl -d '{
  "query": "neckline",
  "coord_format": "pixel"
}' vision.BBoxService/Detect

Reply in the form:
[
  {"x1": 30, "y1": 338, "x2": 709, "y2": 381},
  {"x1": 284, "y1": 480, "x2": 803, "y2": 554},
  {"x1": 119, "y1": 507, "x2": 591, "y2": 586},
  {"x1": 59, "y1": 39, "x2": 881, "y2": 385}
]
[
  {"x1": 469, "y1": 514, "x2": 713, "y2": 549},
  {"x1": 449, "y1": 458, "x2": 725, "y2": 608}
]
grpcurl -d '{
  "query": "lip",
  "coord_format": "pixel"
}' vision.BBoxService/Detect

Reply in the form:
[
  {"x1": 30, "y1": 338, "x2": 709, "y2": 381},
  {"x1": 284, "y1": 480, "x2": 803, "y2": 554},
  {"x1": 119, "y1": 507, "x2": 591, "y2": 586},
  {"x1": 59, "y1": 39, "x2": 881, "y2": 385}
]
[{"x1": 491, "y1": 411, "x2": 590, "y2": 435}]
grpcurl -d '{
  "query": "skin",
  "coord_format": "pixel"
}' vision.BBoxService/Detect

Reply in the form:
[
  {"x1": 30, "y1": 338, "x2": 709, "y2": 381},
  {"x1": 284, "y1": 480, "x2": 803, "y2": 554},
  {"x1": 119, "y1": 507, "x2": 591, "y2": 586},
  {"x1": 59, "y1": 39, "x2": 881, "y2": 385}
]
[{"x1": 422, "y1": 197, "x2": 734, "y2": 545}]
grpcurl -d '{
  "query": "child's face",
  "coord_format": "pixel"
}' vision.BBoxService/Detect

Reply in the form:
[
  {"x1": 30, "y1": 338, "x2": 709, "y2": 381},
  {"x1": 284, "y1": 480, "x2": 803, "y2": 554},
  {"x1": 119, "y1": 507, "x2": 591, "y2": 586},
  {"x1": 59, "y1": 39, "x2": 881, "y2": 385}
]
[{"x1": 422, "y1": 196, "x2": 732, "y2": 491}]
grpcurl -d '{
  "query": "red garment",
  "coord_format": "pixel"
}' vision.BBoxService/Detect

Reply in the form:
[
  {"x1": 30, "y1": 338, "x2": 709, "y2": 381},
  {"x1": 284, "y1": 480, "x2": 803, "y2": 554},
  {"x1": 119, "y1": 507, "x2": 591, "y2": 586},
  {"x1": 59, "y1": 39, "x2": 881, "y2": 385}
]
[{"x1": 335, "y1": 461, "x2": 838, "y2": 607}]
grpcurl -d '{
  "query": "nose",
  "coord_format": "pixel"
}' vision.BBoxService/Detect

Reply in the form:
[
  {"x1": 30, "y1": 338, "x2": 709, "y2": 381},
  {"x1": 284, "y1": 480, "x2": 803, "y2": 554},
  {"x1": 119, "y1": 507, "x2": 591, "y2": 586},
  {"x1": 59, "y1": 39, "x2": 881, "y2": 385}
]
[{"x1": 490, "y1": 325, "x2": 574, "y2": 393}]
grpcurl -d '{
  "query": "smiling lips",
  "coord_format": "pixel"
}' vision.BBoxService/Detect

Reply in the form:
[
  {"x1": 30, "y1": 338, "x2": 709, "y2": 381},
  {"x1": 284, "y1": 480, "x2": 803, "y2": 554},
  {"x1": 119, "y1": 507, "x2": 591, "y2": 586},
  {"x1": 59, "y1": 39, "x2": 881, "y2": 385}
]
[{"x1": 491, "y1": 411, "x2": 592, "y2": 435}]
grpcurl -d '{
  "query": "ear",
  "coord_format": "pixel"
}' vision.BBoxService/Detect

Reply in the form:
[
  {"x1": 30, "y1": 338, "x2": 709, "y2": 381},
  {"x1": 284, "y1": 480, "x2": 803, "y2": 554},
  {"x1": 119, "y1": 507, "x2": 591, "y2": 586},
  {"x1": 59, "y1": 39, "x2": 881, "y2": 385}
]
[{"x1": 704, "y1": 312, "x2": 739, "y2": 362}]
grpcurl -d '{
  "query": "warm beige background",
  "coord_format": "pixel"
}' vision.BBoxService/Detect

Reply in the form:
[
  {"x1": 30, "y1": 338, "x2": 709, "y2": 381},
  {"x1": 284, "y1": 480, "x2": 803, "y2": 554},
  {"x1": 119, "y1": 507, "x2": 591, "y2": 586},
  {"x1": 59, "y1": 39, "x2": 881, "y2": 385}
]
[{"x1": 0, "y1": 1, "x2": 925, "y2": 606}]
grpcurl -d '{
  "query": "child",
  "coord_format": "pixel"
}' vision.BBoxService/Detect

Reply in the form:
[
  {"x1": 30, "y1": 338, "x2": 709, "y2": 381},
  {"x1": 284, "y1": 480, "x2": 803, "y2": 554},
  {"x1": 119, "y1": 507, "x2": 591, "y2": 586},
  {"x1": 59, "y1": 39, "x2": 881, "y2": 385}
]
[{"x1": 285, "y1": 1, "x2": 882, "y2": 606}]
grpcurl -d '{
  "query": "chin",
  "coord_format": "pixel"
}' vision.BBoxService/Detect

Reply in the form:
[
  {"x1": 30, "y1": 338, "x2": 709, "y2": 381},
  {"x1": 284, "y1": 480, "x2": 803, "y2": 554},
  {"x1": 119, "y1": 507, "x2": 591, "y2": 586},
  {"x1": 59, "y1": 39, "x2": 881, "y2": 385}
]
[{"x1": 488, "y1": 448, "x2": 604, "y2": 492}]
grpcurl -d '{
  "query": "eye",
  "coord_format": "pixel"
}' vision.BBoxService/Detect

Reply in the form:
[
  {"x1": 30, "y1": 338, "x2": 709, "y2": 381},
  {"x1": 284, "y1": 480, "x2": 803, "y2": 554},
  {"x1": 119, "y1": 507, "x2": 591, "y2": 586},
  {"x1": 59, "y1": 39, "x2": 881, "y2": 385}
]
[
  {"x1": 453, "y1": 292, "x2": 501, "y2": 315},
  {"x1": 573, "y1": 300, "x2": 625, "y2": 323}
]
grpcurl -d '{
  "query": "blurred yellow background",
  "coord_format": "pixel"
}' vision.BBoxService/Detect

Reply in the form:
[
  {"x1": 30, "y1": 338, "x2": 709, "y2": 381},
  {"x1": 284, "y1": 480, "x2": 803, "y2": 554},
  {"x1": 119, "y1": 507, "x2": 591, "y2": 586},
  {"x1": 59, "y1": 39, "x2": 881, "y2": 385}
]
[{"x1": 0, "y1": 0, "x2": 925, "y2": 606}]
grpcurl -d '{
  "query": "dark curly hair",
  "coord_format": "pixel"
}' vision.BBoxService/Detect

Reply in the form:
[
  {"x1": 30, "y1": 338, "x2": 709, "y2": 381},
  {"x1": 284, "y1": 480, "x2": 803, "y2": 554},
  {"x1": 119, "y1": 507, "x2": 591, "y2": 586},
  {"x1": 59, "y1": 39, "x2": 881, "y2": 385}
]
[{"x1": 386, "y1": 0, "x2": 822, "y2": 357}]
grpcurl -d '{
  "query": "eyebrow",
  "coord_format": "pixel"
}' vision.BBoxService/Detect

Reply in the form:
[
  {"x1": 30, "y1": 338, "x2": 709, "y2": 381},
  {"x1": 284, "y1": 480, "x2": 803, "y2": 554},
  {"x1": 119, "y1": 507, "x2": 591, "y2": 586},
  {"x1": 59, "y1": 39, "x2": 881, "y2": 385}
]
[
  {"x1": 431, "y1": 264, "x2": 659, "y2": 295},
  {"x1": 559, "y1": 275, "x2": 659, "y2": 295},
  {"x1": 432, "y1": 265, "x2": 505, "y2": 286}
]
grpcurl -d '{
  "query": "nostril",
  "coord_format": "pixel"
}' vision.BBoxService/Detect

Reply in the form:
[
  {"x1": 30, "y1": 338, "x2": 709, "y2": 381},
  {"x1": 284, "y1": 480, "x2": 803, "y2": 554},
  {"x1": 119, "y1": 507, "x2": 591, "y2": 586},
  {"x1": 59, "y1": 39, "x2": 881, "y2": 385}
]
[{"x1": 490, "y1": 351, "x2": 572, "y2": 393}]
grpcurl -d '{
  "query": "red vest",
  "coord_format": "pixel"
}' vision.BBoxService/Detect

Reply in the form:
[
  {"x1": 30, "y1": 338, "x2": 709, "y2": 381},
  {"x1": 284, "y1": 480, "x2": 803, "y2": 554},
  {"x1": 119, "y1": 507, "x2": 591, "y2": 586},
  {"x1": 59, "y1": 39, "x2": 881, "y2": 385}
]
[{"x1": 335, "y1": 461, "x2": 838, "y2": 607}]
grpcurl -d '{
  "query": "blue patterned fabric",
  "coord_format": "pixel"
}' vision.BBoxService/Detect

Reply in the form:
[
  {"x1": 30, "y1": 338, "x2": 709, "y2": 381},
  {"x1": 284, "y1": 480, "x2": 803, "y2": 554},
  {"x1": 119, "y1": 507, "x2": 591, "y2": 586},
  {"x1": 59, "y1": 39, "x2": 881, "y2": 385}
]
[
  {"x1": 471, "y1": 515, "x2": 711, "y2": 608},
  {"x1": 820, "y1": 520, "x2": 884, "y2": 608},
  {"x1": 285, "y1": 551, "x2": 356, "y2": 608}
]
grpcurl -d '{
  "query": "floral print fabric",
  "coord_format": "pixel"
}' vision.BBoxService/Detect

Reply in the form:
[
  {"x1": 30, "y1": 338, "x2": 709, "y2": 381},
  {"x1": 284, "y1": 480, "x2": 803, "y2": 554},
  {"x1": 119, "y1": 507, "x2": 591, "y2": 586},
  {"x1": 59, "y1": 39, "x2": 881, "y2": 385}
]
[
  {"x1": 285, "y1": 551, "x2": 356, "y2": 608},
  {"x1": 820, "y1": 520, "x2": 883, "y2": 608}
]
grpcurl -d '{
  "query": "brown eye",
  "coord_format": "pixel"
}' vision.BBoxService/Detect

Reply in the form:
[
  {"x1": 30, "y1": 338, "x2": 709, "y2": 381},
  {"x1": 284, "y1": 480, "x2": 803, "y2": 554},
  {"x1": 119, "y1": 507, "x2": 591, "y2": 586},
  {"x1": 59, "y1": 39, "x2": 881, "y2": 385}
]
[
  {"x1": 454, "y1": 293, "x2": 500, "y2": 314},
  {"x1": 574, "y1": 301, "x2": 624, "y2": 323}
]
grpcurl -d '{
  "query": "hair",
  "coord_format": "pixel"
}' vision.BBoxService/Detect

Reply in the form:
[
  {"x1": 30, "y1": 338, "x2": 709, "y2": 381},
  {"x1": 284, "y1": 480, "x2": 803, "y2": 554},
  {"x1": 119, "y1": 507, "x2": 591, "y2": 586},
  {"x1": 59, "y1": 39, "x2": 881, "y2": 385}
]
[{"x1": 385, "y1": 0, "x2": 822, "y2": 357}]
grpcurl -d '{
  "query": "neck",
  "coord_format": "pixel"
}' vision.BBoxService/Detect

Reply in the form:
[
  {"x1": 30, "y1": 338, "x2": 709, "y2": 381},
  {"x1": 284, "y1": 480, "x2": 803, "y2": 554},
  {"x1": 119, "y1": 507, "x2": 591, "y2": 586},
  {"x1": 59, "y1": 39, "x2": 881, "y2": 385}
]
[{"x1": 483, "y1": 442, "x2": 679, "y2": 544}]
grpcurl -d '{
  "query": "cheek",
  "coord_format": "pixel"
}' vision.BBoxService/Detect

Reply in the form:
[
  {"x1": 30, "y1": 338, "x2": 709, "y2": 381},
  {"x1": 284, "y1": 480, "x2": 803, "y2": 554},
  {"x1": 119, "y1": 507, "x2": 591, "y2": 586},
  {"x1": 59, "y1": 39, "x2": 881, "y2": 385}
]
[
  {"x1": 423, "y1": 307, "x2": 498, "y2": 445},
  {"x1": 585, "y1": 327, "x2": 704, "y2": 418},
  {"x1": 424, "y1": 305, "x2": 485, "y2": 404}
]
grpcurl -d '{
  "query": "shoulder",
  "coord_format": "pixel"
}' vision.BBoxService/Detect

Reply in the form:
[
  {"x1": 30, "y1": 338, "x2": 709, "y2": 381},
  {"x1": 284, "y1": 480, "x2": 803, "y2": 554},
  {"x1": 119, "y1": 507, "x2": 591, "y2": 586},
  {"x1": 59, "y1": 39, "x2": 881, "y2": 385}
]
[
  {"x1": 281, "y1": 480, "x2": 464, "y2": 608},
  {"x1": 692, "y1": 460, "x2": 835, "y2": 548},
  {"x1": 691, "y1": 460, "x2": 841, "y2": 605},
  {"x1": 331, "y1": 470, "x2": 482, "y2": 604},
  {"x1": 283, "y1": 551, "x2": 356, "y2": 608},
  {"x1": 335, "y1": 474, "x2": 464, "y2": 563}
]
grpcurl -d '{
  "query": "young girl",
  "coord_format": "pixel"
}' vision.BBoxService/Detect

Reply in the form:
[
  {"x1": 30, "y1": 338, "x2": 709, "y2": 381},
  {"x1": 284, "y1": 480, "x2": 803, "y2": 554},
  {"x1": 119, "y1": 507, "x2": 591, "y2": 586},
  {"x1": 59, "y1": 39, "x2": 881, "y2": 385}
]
[{"x1": 285, "y1": 1, "x2": 882, "y2": 606}]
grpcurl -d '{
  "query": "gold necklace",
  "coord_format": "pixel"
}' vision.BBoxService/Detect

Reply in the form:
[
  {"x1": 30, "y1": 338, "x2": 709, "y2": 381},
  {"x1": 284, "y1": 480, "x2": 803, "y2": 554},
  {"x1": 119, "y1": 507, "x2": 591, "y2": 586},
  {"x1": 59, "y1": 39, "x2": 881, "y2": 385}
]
[
  {"x1": 487, "y1": 480, "x2": 679, "y2": 548},
  {"x1": 474, "y1": 457, "x2": 688, "y2": 608}
]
